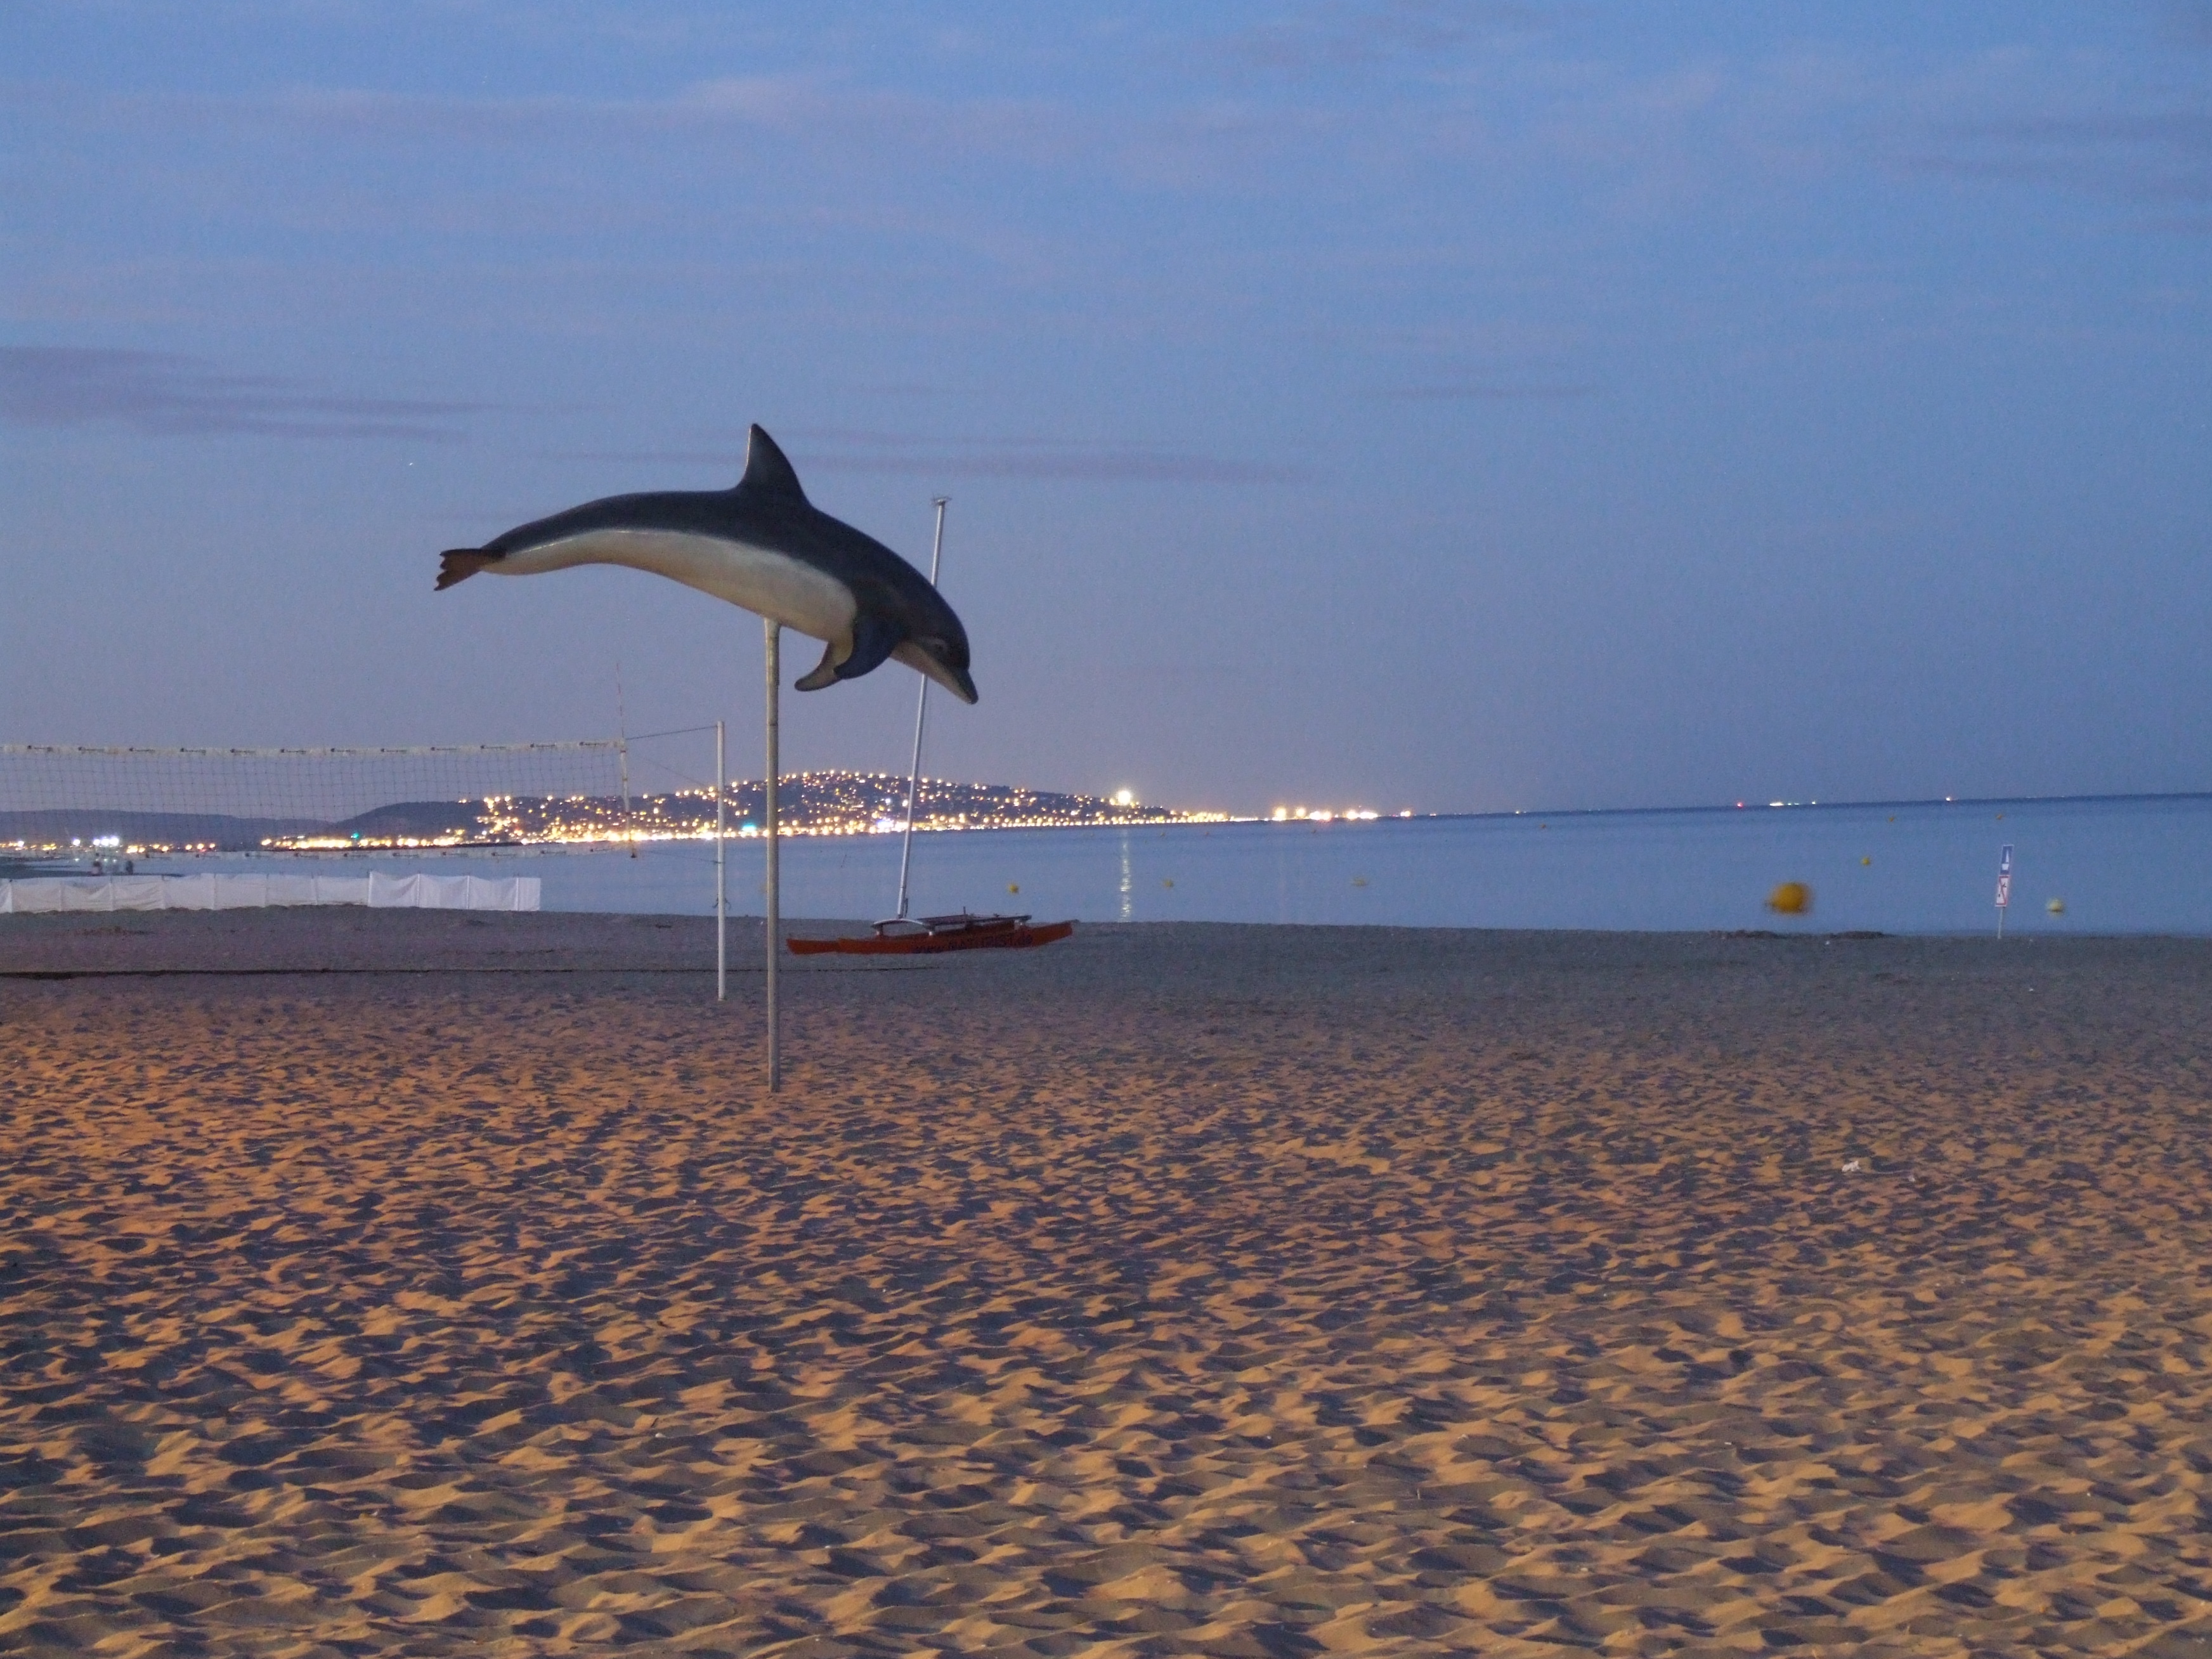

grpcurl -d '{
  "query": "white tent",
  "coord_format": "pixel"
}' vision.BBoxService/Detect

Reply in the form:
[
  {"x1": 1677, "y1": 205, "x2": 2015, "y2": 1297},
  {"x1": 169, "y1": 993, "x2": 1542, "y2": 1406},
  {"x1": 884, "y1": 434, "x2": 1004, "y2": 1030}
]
[{"x1": 0, "y1": 872, "x2": 538, "y2": 914}]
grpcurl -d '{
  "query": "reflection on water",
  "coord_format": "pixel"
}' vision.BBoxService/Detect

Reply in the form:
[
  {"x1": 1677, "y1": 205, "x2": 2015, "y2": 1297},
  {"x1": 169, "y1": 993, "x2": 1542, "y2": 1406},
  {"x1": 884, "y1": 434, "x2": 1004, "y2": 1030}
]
[{"x1": 131, "y1": 794, "x2": 2212, "y2": 935}]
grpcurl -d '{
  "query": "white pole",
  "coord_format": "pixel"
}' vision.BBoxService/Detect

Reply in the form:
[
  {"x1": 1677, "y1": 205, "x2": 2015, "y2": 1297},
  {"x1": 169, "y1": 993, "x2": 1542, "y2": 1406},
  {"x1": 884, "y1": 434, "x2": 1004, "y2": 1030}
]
[
  {"x1": 715, "y1": 719, "x2": 726, "y2": 1002},
  {"x1": 895, "y1": 496, "x2": 948, "y2": 921},
  {"x1": 764, "y1": 619, "x2": 781, "y2": 1091},
  {"x1": 616, "y1": 661, "x2": 634, "y2": 854}
]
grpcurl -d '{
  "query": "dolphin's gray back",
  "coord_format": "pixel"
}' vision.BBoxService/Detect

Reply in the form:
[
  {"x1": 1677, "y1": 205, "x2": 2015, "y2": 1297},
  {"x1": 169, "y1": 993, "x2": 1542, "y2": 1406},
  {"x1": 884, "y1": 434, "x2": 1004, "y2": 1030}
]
[{"x1": 480, "y1": 486, "x2": 963, "y2": 646}]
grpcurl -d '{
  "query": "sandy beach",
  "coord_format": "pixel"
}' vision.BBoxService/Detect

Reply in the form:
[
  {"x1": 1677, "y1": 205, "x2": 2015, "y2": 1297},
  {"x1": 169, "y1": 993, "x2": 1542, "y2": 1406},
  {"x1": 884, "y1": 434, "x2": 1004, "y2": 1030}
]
[{"x1": 4, "y1": 911, "x2": 2211, "y2": 1657}]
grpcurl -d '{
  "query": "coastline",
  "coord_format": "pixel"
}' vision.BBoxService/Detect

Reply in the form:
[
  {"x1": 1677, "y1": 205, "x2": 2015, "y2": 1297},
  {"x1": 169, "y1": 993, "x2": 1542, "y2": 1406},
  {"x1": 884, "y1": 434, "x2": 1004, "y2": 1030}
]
[
  {"x1": 17, "y1": 790, "x2": 2204, "y2": 937},
  {"x1": 4, "y1": 906, "x2": 2211, "y2": 979},
  {"x1": 6, "y1": 912, "x2": 2211, "y2": 1655}
]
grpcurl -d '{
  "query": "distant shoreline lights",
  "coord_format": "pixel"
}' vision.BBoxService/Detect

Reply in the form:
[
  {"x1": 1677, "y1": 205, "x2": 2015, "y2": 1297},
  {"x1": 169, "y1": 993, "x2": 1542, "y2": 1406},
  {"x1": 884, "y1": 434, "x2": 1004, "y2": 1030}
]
[{"x1": 1270, "y1": 806, "x2": 1405, "y2": 823}]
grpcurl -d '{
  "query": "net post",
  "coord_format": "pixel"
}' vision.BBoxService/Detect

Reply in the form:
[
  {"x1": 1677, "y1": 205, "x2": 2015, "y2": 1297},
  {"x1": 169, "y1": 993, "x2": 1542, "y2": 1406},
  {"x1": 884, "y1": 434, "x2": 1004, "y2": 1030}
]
[
  {"x1": 715, "y1": 719, "x2": 726, "y2": 1002},
  {"x1": 764, "y1": 620, "x2": 781, "y2": 1092}
]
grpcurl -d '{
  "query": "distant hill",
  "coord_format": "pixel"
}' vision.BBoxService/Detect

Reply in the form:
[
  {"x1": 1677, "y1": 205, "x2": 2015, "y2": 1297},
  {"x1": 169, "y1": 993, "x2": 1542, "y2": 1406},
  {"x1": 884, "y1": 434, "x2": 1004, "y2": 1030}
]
[
  {"x1": 0, "y1": 809, "x2": 323, "y2": 852},
  {"x1": 0, "y1": 772, "x2": 1221, "y2": 852}
]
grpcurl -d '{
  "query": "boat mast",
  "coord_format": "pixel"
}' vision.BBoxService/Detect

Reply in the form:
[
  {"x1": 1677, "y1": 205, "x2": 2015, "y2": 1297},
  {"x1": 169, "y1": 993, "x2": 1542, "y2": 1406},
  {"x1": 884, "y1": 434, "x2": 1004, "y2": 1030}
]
[{"x1": 895, "y1": 496, "x2": 949, "y2": 920}]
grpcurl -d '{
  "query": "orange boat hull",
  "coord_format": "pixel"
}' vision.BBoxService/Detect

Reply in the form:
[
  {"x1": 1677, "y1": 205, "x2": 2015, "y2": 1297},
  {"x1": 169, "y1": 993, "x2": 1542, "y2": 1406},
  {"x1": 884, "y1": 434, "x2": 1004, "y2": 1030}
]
[{"x1": 787, "y1": 919, "x2": 1076, "y2": 956}]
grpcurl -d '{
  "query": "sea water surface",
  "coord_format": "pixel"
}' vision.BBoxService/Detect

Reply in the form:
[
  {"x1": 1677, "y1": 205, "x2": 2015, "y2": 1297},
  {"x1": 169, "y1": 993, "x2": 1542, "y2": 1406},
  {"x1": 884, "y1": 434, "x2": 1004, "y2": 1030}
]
[{"x1": 135, "y1": 794, "x2": 2212, "y2": 935}]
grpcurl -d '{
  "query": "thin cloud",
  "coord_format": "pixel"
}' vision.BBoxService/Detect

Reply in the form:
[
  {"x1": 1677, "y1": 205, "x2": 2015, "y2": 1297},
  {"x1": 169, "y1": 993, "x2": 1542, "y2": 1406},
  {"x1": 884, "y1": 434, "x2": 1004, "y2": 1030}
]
[
  {"x1": 555, "y1": 431, "x2": 1296, "y2": 486},
  {"x1": 844, "y1": 382, "x2": 993, "y2": 400},
  {"x1": 1902, "y1": 111, "x2": 2212, "y2": 212},
  {"x1": 814, "y1": 445, "x2": 1297, "y2": 484},
  {"x1": 2169, "y1": 1, "x2": 2212, "y2": 50},
  {"x1": 7, "y1": 65, "x2": 1317, "y2": 203},
  {"x1": 777, "y1": 427, "x2": 1301, "y2": 484},
  {"x1": 38, "y1": 74, "x2": 1081, "y2": 169},
  {"x1": 1382, "y1": 378, "x2": 1597, "y2": 400},
  {"x1": 1224, "y1": 0, "x2": 1547, "y2": 75},
  {"x1": 0, "y1": 347, "x2": 480, "y2": 440}
]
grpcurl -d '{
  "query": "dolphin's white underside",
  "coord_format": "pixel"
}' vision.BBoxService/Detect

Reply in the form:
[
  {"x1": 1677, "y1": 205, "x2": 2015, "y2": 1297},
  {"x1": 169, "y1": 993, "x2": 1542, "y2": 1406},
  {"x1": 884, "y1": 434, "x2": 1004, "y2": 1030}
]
[
  {"x1": 488, "y1": 528, "x2": 972, "y2": 699},
  {"x1": 490, "y1": 529, "x2": 857, "y2": 645}
]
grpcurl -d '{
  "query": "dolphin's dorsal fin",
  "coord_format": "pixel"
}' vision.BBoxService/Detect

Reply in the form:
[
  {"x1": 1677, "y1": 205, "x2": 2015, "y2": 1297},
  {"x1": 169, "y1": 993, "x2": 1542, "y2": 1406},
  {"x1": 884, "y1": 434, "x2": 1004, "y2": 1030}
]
[{"x1": 738, "y1": 424, "x2": 807, "y2": 504}]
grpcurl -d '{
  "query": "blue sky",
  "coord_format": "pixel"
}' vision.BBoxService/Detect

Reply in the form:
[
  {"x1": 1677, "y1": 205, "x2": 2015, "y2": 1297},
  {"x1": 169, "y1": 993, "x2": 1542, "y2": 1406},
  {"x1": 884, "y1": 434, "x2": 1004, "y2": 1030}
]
[{"x1": 4, "y1": 2, "x2": 2208, "y2": 813}]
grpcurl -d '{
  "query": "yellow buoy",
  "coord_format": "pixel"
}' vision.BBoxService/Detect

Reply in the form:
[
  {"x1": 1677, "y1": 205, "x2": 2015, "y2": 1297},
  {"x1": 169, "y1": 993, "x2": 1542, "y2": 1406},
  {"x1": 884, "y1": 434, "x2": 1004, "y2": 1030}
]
[
  {"x1": 1767, "y1": 881, "x2": 1812, "y2": 915},
  {"x1": 1861, "y1": 856, "x2": 1871, "y2": 866},
  {"x1": 2046, "y1": 897, "x2": 2065, "y2": 915},
  {"x1": 1008, "y1": 883, "x2": 1019, "y2": 894},
  {"x1": 1162, "y1": 878, "x2": 1174, "y2": 888}
]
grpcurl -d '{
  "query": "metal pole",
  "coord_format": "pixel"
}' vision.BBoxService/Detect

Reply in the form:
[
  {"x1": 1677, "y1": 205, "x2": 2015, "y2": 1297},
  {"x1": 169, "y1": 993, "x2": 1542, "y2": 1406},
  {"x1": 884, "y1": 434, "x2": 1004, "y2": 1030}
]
[
  {"x1": 715, "y1": 719, "x2": 726, "y2": 1002},
  {"x1": 616, "y1": 661, "x2": 634, "y2": 854},
  {"x1": 764, "y1": 619, "x2": 781, "y2": 1091},
  {"x1": 895, "y1": 496, "x2": 949, "y2": 920}
]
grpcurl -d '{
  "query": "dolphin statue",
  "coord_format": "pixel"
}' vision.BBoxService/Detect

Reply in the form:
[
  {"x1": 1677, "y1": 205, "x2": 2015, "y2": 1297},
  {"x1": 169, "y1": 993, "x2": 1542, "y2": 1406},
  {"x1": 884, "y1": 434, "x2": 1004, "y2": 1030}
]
[{"x1": 435, "y1": 425, "x2": 976, "y2": 703}]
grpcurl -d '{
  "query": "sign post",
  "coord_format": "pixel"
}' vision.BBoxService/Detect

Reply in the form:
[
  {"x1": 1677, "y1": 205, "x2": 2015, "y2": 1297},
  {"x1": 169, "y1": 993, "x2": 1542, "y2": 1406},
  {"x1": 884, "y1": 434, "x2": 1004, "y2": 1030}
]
[
  {"x1": 895, "y1": 497, "x2": 949, "y2": 923},
  {"x1": 715, "y1": 720, "x2": 726, "y2": 1002},
  {"x1": 1995, "y1": 843, "x2": 2013, "y2": 939},
  {"x1": 765, "y1": 620, "x2": 781, "y2": 1091}
]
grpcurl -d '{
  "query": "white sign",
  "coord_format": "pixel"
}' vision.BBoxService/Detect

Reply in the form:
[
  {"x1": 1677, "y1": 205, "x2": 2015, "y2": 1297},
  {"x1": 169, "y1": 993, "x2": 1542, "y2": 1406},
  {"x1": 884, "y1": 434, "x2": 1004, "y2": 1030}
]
[{"x1": 1995, "y1": 843, "x2": 2013, "y2": 910}]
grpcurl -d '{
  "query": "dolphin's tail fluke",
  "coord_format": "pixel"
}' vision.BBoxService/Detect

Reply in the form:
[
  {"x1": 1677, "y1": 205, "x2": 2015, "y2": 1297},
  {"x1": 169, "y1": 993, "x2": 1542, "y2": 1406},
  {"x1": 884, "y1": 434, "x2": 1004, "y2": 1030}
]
[{"x1": 436, "y1": 549, "x2": 497, "y2": 590}]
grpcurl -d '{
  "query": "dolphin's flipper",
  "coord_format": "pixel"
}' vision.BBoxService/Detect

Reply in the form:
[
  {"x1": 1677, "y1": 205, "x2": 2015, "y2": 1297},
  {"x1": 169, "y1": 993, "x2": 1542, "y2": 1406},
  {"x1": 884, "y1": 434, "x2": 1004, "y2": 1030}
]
[
  {"x1": 795, "y1": 640, "x2": 842, "y2": 692},
  {"x1": 833, "y1": 613, "x2": 902, "y2": 682},
  {"x1": 736, "y1": 425, "x2": 808, "y2": 504},
  {"x1": 794, "y1": 614, "x2": 903, "y2": 693}
]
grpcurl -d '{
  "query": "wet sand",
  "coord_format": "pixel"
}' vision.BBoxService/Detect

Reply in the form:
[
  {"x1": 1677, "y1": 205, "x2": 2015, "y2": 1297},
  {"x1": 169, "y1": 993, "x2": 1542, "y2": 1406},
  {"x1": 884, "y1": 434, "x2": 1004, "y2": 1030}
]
[{"x1": 4, "y1": 913, "x2": 2212, "y2": 1656}]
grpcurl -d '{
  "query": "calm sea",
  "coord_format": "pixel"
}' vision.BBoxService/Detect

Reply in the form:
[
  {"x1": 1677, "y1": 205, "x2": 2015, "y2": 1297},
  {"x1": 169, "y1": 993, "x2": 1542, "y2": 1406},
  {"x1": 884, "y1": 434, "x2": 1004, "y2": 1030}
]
[{"x1": 132, "y1": 793, "x2": 2212, "y2": 935}]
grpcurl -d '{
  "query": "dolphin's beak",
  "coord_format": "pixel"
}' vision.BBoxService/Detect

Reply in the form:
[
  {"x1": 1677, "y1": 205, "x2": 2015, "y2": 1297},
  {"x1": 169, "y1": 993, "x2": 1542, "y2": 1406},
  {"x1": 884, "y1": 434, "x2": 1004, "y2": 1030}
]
[
  {"x1": 931, "y1": 658, "x2": 980, "y2": 705},
  {"x1": 897, "y1": 640, "x2": 979, "y2": 705}
]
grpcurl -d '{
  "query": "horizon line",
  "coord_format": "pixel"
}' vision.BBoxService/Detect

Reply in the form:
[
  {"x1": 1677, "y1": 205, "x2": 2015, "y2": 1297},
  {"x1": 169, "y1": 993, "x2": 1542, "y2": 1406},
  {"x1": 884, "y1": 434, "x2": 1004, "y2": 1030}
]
[{"x1": 1418, "y1": 788, "x2": 2212, "y2": 823}]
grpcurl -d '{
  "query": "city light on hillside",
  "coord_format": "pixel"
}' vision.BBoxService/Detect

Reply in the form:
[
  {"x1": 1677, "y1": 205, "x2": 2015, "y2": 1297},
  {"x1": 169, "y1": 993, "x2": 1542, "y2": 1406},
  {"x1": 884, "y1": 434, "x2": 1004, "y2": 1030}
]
[
  {"x1": 211, "y1": 772, "x2": 1239, "y2": 854},
  {"x1": 3, "y1": 755, "x2": 1426, "y2": 859}
]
